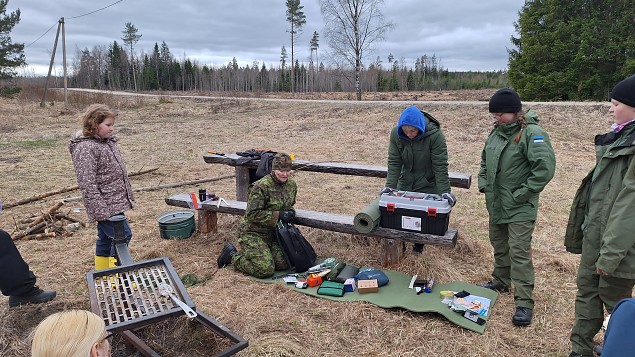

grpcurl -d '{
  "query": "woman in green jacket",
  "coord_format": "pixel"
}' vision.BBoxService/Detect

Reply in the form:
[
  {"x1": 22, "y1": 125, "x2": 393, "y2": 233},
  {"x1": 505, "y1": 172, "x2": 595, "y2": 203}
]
[
  {"x1": 384, "y1": 106, "x2": 454, "y2": 252},
  {"x1": 566, "y1": 75, "x2": 635, "y2": 357},
  {"x1": 478, "y1": 89, "x2": 556, "y2": 327}
]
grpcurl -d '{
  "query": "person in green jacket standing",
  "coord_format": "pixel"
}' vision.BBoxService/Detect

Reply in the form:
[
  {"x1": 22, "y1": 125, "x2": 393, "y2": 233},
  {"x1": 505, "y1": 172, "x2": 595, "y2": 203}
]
[
  {"x1": 478, "y1": 88, "x2": 556, "y2": 326},
  {"x1": 566, "y1": 75, "x2": 635, "y2": 357},
  {"x1": 383, "y1": 106, "x2": 455, "y2": 253}
]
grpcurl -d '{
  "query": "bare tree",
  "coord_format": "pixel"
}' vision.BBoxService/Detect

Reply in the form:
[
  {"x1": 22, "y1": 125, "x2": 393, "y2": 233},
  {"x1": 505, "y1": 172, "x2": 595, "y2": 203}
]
[{"x1": 320, "y1": 0, "x2": 393, "y2": 100}]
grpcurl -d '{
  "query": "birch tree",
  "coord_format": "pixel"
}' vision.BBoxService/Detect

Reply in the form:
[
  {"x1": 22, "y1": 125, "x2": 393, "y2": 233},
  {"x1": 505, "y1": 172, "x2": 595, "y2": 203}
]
[{"x1": 320, "y1": 0, "x2": 392, "y2": 100}]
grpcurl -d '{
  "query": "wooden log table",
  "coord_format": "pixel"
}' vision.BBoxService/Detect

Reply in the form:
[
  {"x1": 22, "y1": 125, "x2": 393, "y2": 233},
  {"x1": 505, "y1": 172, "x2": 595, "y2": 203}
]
[
  {"x1": 203, "y1": 153, "x2": 471, "y2": 201},
  {"x1": 166, "y1": 153, "x2": 470, "y2": 266}
]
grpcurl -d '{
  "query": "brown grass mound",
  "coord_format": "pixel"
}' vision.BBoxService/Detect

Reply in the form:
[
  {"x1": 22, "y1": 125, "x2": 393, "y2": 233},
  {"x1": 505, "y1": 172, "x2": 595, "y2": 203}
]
[{"x1": 0, "y1": 90, "x2": 611, "y2": 356}]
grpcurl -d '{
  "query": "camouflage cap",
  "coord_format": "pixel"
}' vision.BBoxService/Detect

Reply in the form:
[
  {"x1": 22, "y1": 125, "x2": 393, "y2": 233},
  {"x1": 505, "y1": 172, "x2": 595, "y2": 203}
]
[{"x1": 272, "y1": 153, "x2": 292, "y2": 171}]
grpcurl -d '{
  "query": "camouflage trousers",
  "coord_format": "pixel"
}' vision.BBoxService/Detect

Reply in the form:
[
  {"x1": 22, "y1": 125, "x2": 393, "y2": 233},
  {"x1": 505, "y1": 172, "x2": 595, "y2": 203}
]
[{"x1": 232, "y1": 228, "x2": 288, "y2": 278}]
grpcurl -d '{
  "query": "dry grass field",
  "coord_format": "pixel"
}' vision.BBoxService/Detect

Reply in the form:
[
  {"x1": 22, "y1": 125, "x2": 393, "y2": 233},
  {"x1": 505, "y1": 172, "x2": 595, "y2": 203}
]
[{"x1": 0, "y1": 89, "x2": 612, "y2": 356}]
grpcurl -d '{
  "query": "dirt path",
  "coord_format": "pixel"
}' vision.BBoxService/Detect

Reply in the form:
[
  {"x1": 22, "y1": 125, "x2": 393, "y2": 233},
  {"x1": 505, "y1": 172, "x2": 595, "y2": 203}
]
[{"x1": 64, "y1": 87, "x2": 608, "y2": 107}]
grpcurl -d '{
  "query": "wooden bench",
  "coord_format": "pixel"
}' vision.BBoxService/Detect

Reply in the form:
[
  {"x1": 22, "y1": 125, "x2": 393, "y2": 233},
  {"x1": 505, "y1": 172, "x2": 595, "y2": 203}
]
[
  {"x1": 165, "y1": 153, "x2": 471, "y2": 266},
  {"x1": 165, "y1": 194, "x2": 458, "y2": 266}
]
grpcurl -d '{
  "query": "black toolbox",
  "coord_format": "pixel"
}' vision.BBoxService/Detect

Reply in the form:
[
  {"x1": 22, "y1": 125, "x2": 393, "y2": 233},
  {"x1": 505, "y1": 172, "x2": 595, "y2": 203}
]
[{"x1": 378, "y1": 191, "x2": 451, "y2": 235}]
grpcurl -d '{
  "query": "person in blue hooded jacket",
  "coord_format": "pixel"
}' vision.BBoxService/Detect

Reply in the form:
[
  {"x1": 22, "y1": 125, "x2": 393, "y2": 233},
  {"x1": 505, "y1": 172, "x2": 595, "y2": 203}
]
[{"x1": 384, "y1": 106, "x2": 454, "y2": 252}]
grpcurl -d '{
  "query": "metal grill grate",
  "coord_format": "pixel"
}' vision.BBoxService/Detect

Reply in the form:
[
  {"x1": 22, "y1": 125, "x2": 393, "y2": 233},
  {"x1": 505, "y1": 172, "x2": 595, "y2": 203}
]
[
  {"x1": 86, "y1": 256, "x2": 248, "y2": 356},
  {"x1": 95, "y1": 264, "x2": 178, "y2": 326},
  {"x1": 86, "y1": 257, "x2": 195, "y2": 333}
]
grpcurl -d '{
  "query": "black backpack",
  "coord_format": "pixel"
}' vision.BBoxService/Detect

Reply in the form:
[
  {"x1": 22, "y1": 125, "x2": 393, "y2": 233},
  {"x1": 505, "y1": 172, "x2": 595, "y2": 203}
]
[{"x1": 275, "y1": 221, "x2": 317, "y2": 273}]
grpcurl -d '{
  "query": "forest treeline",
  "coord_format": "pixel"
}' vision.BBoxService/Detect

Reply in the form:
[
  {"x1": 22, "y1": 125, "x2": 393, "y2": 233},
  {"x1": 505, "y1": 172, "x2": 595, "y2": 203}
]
[
  {"x1": 69, "y1": 41, "x2": 508, "y2": 94},
  {"x1": 509, "y1": 1, "x2": 635, "y2": 101},
  {"x1": 5, "y1": 1, "x2": 635, "y2": 101}
]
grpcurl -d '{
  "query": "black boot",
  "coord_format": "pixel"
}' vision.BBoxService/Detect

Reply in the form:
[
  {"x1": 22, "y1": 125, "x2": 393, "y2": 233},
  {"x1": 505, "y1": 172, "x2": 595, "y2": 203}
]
[
  {"x1": 9, "y1": 286, "x2": 57, "y2": 308},
  {"x1": 217, "y1": 242, "x2": 237, "y2": 268},
  {"x1": 512, "y1": 306, "x2": 533, "y2": 326},
  {"x1": 594, "y1": 345, "x2": 603, "y2": 356},
  {"x1": 477, "y1": 281, "x2": 510, "y2": 293}
]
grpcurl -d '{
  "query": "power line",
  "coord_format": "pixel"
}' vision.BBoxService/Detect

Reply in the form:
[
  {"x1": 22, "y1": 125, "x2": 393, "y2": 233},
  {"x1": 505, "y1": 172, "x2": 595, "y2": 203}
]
[
  {"x1": 66, "y1": 0, "x2": 124, "y2": 20},
  {"x1": 22, "y1": 0, "x2": 124, "y2": 48},
  {"x1": 24, "y1": 21, "x2": 58, "y2": 48}
]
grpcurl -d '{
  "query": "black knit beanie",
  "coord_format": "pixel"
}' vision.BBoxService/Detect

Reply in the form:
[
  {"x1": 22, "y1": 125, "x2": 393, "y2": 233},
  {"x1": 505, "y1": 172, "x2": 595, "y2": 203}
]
[
  {"x1": 610, "y1": 75, "x2": 635, "y2": 108},
  {"x1": 489, "y1": 88, "x2": 522, "y2": 113}
]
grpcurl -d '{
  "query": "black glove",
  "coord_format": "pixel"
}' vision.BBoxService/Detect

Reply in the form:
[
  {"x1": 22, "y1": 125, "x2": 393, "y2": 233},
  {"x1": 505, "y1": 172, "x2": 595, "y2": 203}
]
[
  {"x1": 441, "y1": 192, "x2": 457, "y2": 207},
  {"x1": 379, "y1": 186, "x2": 394, "y2": 195},
  {"x1": 279, "y1": 210, "x2": 295, "y2": 223}
]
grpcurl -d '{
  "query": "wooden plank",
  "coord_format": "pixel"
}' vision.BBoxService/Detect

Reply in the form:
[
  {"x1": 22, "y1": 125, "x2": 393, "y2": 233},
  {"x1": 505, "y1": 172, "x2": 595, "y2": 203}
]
[
  {"x1": 203, "y1": 153, "x2": 471, "y2": 189},
  {"x1": 165, "y1": 194, "x2": 457, "y2": 246}
]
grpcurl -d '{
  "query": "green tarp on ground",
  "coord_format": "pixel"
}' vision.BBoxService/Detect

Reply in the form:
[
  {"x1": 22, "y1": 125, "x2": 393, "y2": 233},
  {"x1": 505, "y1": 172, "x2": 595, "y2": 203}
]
[{"x1": 253, "y1": 269, "x2": 499, "y2": 334}]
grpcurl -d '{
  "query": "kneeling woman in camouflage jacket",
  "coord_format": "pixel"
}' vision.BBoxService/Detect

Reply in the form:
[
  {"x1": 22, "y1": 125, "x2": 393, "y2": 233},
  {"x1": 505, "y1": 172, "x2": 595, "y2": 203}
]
[{"x1": 217, "y1": 153, "x2": 296, "y2": 278}]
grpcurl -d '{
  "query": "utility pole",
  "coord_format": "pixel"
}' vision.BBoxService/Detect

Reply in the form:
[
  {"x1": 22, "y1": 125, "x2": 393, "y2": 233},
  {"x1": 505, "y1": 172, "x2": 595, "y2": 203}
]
[
  {"x1": 40, "y1": 18, "x2": 68, "y2": 107},
  {"x1": 62, "y1": 17, "x2": 67, "y2": 106},
  {"x1": 41, "y1": 19, "x2": 61, "y2": 107}
]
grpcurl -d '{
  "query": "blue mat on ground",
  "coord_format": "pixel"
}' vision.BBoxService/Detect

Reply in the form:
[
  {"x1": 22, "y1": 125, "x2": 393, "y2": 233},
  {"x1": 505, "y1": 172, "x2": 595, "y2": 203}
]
[{"x1": 253, "y1": 269, "x2": 498, "y2": 334}]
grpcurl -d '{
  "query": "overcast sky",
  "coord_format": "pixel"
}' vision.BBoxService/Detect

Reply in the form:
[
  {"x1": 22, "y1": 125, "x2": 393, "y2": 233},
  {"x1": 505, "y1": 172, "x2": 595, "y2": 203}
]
[{"x1": 8, "y1": 0, "x2": 526, "y2": 76}]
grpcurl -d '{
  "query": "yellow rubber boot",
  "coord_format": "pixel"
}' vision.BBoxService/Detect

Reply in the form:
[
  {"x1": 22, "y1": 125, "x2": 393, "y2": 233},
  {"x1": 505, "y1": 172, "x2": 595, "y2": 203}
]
[
  {"x1": 95, "y1": 256, "x2": 123, "y2": 288},
  {"x1": 94, "y1": 256, "x2": 112, "y2": 270}
]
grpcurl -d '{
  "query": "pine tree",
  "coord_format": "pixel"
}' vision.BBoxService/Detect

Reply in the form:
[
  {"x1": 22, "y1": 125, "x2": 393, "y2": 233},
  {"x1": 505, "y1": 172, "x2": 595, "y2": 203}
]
[
  {"x1": 310, "y1": 31, "x2": 319, "y2": 65},
  {"x1": 151, "y1": 43, "x2": 161, "y2": 89},
  {"x1": 279, "y1": 46, "x2": 289, "y2": 91},
  {"x1": 159, "y1": 41, "x2": 173, "y2": 90},
  {"x1": 142, "y1": 54, "x2": 158, "y2": 90},
  {"x1": 309, "y1": 31, "x2": 319, "y2": 91},
  {"x1": 0, "y1": 0, "x2": 25, "y2": 97},
  {"x1": 285, "y1": 0, "x2": 306, "y2": 93},
  {"x1": 509, "y1": 0, "x2": 635, "y2": 101},
  {"x1": 107, "y1": 41, "x2": 125, "y2": 90},
  {"x1": 280, "y1": 46, "x2": 287, "y2": 69},
  {"x1": 121, "y1": 22, "x2": 142, "y2": 91}
]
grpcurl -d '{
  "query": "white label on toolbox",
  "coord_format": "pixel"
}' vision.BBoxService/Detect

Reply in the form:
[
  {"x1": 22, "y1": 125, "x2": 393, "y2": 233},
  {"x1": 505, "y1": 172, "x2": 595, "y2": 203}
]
[{"x1": 401, "y1": 216, "x2": 422, "y2": 231}]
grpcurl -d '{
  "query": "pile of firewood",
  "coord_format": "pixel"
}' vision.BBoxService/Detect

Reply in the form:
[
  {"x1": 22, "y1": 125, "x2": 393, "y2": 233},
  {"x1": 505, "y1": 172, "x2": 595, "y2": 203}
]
[
  {"x1": 3, "y1": 166, "x2": 236, "y2": 241},
  {"x1": 10, "y1": 201, "x2": 87, "y2": 241}
]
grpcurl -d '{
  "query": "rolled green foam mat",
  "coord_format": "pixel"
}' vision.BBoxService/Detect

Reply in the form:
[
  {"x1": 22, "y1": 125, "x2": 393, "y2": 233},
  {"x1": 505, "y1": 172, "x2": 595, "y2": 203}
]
[{"x1": 353, "y1": 197, "x2": 381, "y2": 234}]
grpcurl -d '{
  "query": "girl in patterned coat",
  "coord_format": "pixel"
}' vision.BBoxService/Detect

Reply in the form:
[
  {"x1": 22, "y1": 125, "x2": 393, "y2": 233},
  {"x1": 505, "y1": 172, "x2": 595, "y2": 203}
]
[{"x1": 69, "y1": 104, "x2": 134, "y2": 270}]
